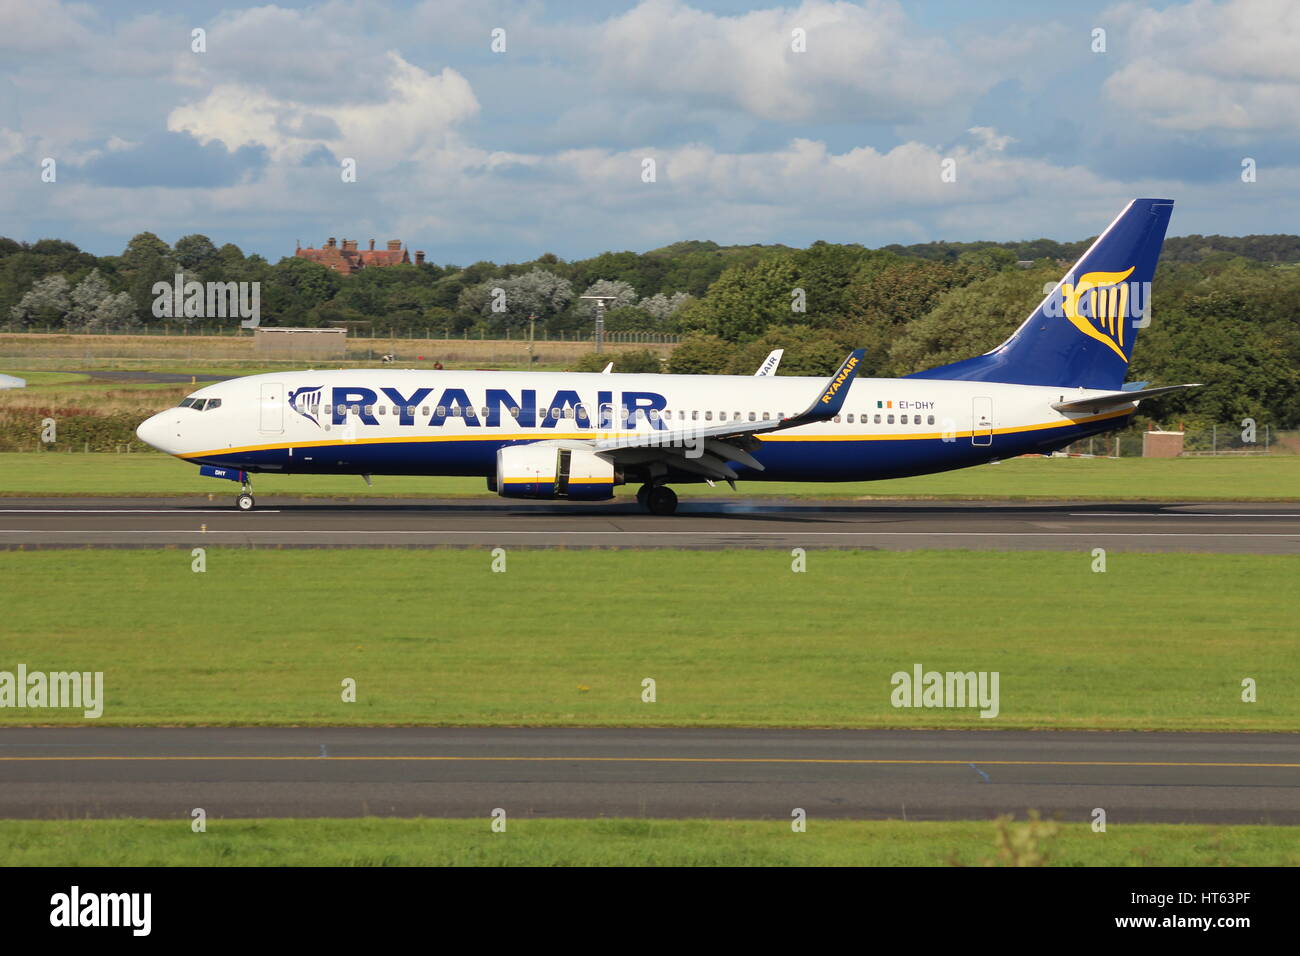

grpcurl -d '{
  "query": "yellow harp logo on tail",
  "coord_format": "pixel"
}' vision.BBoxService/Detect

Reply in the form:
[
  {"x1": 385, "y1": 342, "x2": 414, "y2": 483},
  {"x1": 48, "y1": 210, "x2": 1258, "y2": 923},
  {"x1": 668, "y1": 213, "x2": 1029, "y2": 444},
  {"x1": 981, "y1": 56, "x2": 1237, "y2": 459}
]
[{"x1": 1060, "y1": 266, "x2": 1135, "y2": 362}]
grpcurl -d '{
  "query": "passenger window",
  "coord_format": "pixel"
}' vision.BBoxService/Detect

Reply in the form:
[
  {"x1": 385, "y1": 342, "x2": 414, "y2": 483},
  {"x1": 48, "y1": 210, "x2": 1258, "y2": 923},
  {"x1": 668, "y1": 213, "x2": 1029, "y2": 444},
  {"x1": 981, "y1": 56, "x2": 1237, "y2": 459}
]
[
  {"x1": 350, "y1": 404, "x2": 360, "y2": 415},
  {"x1": 563, "y1": 407, "x2": 573, "y2": 419},
  {"x1": 873, "y1": 414, "x2": 881, "y2": 424},
  {"x1": 846, "y1": 414, "x2": 854, "y2": 423},
  {"x1": 719, "y1": 411, "x2": 727, "y2": 422},
  {"x1": 577, "y1": 406, "x2": 588, "y2": 421},
  {"x1": 692, "y1": 410, "x2": 699, "y2": 421},
  {"x1": 451, "y1": 406, "x2": 461, "y2": 417},
  {"x1": 927, "y1": 415, "x2": 935, "y2": 425},
  {"x1": 649, "y1": 409, "x2": 659, "y2": 422},
  {"x1": 363, "y1": 405, "x2": 373, "y2": 416},
  {"x1": 377, "y1": 406, "x2": 386, "y2": 416},
  {"x1": 510, "y1": 406, "x2": 521, "y2": 417},
  {"x1": 833, "y1": 415, "x2": 841, "y2": 423},
  {"x1": 435, "y1": 406, "x2": 445, "y2": 417},
  {"x1": 887, "y1": 414, "x2": 895, "y2": 424},
  {"x1": 748, "y1": 412, "x2": 756, "y2": 422},
  {"x1": 705, "y1": 411, "x2": 713, "y2": 421}
]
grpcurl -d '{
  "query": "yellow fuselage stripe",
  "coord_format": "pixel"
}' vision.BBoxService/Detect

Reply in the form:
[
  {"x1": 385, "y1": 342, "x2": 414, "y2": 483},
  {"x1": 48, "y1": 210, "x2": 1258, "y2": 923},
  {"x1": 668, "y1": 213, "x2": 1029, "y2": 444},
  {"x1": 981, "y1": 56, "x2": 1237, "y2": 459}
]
[{"x1": 178, "y1": 408, "x2": 1133, "y2": 460}]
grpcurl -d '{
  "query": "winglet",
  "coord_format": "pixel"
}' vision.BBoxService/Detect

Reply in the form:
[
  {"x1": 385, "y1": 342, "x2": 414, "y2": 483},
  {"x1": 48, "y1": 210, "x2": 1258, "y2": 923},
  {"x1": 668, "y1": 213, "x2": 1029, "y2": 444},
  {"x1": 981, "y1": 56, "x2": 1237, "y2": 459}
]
[{"x1": 785, "y1": 349, "x2": 865, "y2": 425}]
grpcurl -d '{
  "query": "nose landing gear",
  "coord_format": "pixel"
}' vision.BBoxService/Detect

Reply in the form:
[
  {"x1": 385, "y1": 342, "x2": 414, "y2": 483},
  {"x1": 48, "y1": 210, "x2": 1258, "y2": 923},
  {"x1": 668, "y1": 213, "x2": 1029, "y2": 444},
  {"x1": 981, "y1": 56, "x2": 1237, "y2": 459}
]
[{"x1": 236, "y1": 477, "x2": 255, "y2": 512}]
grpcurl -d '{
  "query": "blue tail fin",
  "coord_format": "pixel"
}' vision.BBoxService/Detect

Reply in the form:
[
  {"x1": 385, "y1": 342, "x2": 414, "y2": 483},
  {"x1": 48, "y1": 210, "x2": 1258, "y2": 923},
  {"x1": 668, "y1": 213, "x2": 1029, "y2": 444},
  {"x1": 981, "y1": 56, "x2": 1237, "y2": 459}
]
[{"x1": 908, "y1": 198, "x2": 1174, "y2": 389}]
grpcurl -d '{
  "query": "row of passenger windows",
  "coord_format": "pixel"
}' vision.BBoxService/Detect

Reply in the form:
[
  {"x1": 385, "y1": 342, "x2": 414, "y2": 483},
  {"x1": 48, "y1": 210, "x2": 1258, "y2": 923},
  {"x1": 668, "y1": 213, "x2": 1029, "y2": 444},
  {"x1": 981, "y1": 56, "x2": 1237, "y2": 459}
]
[
  {"x1": 325, "y1": 403, "x2": 935, "y2": 426},
  {"x1": 178, "y1": 398, "x2": 222, "y2": 411}
]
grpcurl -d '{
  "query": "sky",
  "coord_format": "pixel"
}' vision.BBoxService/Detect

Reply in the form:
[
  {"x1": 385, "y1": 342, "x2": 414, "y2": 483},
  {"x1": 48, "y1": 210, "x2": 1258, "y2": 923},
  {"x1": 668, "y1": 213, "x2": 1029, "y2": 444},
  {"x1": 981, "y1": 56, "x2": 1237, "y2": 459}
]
[{"x1": 2, "y1": 0, "x2": 1298, "y2": 265}]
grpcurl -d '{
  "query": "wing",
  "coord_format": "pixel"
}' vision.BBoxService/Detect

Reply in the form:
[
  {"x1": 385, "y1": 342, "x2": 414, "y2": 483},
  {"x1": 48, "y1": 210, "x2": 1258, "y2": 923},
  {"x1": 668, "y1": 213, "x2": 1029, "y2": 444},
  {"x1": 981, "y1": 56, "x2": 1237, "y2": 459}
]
[{"x1": 589, "y1": 349, "x2": 864, "y2": 484}]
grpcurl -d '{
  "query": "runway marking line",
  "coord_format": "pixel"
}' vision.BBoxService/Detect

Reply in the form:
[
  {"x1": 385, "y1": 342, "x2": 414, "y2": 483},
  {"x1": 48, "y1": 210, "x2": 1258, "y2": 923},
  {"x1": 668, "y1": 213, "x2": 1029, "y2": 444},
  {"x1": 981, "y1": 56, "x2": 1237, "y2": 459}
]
[
  {"x1": 1, "y1": 756, "x2": 1296, "y2": 768},
  {"x1": 2, "y1": 530, "x2": 1300, "y2": 538}
]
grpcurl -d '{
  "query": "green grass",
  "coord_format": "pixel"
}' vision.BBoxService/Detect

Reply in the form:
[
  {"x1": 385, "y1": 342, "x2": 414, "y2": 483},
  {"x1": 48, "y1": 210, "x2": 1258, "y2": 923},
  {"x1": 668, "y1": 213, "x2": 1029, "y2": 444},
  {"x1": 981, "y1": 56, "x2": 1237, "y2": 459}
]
[
  {"x1": 0, "y1": 818, "x2": 1294, "y2": 866},
  {"x1": 1, "y1": 451, "x2": 1299, "y2": 499},
  {"x1": 0, "y1": 370, "x2": 91, "y2": 387},
  {"x1": 0, "y1": 549, "x2": 1294, "y2": 729}
]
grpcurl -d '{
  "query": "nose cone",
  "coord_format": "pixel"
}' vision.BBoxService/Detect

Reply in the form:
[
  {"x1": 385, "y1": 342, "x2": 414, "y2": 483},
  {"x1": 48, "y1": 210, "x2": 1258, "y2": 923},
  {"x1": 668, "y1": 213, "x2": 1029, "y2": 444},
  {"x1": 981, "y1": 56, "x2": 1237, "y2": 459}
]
[{"x1": 136, "y1": 412, "x2": 179, "y2": 455}]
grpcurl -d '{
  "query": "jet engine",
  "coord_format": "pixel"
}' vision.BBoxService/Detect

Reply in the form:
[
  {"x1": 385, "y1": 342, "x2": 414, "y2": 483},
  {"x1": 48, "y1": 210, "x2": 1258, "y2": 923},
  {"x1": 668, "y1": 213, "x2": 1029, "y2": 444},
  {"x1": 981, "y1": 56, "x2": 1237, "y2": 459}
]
[{"x1": 495, "y1": 443, "x2": 619, "y2": 500}]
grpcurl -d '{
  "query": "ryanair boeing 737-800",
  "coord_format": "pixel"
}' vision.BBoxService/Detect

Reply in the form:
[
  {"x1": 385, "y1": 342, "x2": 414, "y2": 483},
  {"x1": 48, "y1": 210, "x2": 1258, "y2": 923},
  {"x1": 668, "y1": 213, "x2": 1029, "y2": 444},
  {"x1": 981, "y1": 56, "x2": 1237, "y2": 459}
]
[{"x1": 137, "y1": 199, "x2": 1198, "y2": 514}]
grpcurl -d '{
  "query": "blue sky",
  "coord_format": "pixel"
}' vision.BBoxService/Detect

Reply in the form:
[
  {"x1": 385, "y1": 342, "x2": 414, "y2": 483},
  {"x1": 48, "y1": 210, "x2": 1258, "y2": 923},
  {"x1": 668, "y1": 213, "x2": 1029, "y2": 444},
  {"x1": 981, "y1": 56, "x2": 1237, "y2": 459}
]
[{"x1": 3, "y1": 0, "x2": 1298, "y2": 264}]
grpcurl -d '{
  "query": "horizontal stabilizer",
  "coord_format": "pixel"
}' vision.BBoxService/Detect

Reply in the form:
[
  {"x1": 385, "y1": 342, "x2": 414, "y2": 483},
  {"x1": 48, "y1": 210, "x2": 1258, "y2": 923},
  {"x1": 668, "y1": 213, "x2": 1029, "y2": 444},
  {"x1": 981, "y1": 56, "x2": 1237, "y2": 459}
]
[{"x1": 1051, "y1": 383, "x2": 1202, "y2": 414}]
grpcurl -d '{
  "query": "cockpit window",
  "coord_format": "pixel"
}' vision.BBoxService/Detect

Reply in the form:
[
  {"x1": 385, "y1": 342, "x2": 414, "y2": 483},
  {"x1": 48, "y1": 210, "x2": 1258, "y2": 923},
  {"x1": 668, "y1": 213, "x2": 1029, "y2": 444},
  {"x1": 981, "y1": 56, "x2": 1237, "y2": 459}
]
[
  {"x1": 206, "y1": 398, "x2": 221, "y2": 410},
  {"x1": 179, "y1": 397, "x2": 221, "y2": 411},
  {"x1": 178, "y1": 398, "x2": 196, "y2": 408}
]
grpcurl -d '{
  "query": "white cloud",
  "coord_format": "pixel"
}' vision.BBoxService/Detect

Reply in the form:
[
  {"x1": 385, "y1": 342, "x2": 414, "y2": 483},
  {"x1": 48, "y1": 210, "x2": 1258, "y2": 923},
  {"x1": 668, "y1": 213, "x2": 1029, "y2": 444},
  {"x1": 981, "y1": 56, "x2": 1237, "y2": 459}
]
[
  {"x1": 593, "y1": 0, "x2": 973, "y2": 124},
  {"x1": 1104, "y1": 0, "x2": 1300, "y2": 131},
  {"x1": 167, "y1": 53, "x2": 479, "y2": 165}
]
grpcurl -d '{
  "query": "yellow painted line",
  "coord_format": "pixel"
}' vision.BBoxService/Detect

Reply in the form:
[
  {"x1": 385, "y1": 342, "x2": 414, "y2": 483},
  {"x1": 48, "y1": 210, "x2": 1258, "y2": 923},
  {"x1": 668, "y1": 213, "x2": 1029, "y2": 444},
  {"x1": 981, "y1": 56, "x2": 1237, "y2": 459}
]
[
  {"x1": 177, "y1": 408, "x2": 1133, "y2": 460},
  {"x1": 0, "y1": 756, "x2": 1294, "y2": 768}
]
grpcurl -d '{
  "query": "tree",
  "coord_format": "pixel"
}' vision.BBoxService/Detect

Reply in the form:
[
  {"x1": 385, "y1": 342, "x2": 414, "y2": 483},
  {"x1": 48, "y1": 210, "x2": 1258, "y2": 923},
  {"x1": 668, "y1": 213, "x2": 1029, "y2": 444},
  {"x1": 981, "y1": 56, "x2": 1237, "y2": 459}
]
[
  {"x1": 665, "y1": 333, "x2": 735, "y2": 374},
  {"x1": 639, "y1": 291, "x2": 693, "y2": 322},
  {"x1": 728, "y1": 325, "x2": 848, "y2": 376},
  {"x1": 9, "y1": 274, "x2": 71, "y2": 327},
  {"x1": 579, "y1": 278, "x2": 637, "y2": 309},
  {"x1": 885, "y1": 265, "x2": 1059, "y2": 376},
  {"x1": 461, "y1": 268, "x2": 574, "y2": 333},
  {"x1": 173, "y1": 234, "x2": 220, "y2": 274}
]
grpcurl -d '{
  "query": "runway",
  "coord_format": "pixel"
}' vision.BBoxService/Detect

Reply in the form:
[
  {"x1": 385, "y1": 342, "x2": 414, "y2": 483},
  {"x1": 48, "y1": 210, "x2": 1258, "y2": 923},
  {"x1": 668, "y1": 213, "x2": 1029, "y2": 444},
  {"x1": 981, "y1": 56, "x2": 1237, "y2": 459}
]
[
  {"x1": 1, "y1": 497, "x2": 1299, "y2": 551},
  {"x1": 0, "y1": 728, "x2": 1295, "y2": 823}
]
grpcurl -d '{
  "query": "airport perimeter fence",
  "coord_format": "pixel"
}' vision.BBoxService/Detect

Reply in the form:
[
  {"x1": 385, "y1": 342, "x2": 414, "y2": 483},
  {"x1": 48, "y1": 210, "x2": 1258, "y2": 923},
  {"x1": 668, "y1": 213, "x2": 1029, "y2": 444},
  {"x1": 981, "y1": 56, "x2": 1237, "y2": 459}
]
[
  {"x1": 1059, "y1": 424, "x2": 1285, "y2": 457},
  {"x1": 0, "y1": 329, "x2": 680, "y2": 370}
]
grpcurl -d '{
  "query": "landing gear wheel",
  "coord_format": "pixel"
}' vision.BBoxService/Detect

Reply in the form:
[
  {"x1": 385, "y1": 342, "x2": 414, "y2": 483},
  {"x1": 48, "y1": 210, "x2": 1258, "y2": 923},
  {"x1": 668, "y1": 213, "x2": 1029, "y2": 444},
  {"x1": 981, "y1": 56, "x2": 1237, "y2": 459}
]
[
  {"x1": 646, "y1": 485, "x2": 677, "y2": 516},
  {"x1": 237, "y1": 493, "x2": 255, "y2": 512},
  {"x1": 636, "y1": 484, "x2": 651, "y2": 510}
]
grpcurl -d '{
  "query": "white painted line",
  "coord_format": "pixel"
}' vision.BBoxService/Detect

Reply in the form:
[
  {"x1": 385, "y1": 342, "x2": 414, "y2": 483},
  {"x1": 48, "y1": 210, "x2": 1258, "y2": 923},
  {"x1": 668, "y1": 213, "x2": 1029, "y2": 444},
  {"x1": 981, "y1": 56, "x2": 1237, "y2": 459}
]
[
  {"x1": 0, "y1": 510, "x2": 280, "y2": 514},
  {"x1": 1, "y1": 530, "x2": 1298, "y2": 538},
  {"x1": 1069, "y1": 512, "x2": 1300, "y2": 518}
]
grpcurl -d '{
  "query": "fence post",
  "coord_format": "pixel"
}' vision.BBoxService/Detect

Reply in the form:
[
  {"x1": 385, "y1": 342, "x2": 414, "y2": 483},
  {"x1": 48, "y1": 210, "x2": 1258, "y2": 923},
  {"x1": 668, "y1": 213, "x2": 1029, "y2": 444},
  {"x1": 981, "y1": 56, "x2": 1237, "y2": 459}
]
[{"x1": 1212, "y1": 423, "x2": 1216, "y2": 456}]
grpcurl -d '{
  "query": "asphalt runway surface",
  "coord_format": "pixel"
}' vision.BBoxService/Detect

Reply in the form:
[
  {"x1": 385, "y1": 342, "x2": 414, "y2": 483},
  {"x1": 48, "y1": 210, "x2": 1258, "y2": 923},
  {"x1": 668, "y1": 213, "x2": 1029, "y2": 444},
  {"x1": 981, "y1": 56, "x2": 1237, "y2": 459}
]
[
  {"x1": 0, "y1": 728, "x2": 1295, "y2": 823},
  {"x1": 1, "y1": 497, "x2": 1299, "y2": 552}
]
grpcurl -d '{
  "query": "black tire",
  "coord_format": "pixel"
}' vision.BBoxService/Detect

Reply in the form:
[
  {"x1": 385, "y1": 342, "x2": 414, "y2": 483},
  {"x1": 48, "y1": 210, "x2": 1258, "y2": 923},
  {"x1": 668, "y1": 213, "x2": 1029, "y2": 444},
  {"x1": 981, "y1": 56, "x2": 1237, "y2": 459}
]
[
  {"x1": 635, "y1": 484, "x2": 652, "y2": 510},
  {"x1": 237, "y1": 494, "x2": 255, "y2": 512},
  {"x1": 647, "y1": 485, "x2": 677, "y2": 516}
]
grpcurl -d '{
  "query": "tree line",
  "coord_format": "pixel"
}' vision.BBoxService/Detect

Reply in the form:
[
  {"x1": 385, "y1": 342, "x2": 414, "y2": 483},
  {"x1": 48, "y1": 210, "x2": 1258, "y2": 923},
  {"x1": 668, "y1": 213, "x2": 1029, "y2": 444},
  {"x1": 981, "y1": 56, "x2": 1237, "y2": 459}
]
[{"x1": 2, "y1": 229, "x2": 1297, "y2": 427}]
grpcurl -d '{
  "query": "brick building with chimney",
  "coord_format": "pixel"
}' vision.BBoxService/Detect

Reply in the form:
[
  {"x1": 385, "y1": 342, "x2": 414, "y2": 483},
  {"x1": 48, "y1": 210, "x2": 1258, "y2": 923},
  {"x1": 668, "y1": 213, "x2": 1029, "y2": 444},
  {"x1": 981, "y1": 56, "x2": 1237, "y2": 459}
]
[{"x1": 295, "y1": 237, "x2": 426, "y2": 276}]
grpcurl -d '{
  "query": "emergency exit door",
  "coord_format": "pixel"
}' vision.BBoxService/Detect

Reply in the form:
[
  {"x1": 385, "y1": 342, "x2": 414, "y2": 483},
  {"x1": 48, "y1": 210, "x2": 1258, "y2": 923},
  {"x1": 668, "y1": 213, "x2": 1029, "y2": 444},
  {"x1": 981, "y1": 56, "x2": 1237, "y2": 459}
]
[
  {"x1": 971, "y1": 397, "x2": 993, "y2": 446},
  {"x1": 259, "y1": 382, "x2": 284, "y2": 433}
]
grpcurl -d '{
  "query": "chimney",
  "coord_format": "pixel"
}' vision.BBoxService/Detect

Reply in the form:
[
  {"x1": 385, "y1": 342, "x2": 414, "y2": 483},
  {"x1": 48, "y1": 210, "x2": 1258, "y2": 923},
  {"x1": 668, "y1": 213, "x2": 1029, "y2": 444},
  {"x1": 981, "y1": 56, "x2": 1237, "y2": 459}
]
[
  {"x1": 327, "y1": 237, "x2": 336, "y2": 248},
  {"x1": 344, "y1": 239, "x2": 357, "y2": 252},
  {"x1": 415, "y1": 250, "x2": 425, "y2": 265},
  {"x1": 387, "y1": 239, "x2": 401, "y2": 251},
  {"x1": 369, "y1": 239, "x2": 375, "y2": 251}
]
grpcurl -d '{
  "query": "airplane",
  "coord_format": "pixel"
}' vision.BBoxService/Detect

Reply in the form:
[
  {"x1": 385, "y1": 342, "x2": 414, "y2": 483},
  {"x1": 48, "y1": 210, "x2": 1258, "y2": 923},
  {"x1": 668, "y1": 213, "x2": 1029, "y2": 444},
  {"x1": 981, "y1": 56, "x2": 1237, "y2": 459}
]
[{"x1": 137, "y1": 198, "x2": 1198, "y2": 515}]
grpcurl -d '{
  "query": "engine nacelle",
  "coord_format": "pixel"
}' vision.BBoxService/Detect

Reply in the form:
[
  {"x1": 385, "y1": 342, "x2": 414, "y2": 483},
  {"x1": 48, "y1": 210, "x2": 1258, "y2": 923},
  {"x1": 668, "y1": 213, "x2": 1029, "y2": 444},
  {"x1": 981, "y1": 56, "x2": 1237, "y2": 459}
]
[{"x1": 496, "y1": 443, "x2": 618, "y2": 500}]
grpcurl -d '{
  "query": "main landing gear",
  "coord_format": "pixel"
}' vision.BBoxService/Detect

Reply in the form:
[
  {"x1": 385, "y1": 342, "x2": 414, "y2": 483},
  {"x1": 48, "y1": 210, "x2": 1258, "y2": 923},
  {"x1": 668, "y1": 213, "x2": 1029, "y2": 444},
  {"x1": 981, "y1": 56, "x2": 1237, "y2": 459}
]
[
  {"x1": 236, "y1": 476, "x2": 255, "y2": 512},
  {"x1": 636, "y1": 483, "x2": 678, "y2": 516}
]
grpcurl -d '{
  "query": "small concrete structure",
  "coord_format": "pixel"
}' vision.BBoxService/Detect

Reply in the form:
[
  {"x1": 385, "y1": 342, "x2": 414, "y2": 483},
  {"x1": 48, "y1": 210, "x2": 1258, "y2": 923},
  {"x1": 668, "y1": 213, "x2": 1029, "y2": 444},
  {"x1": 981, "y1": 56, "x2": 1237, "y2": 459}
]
[
  {"x1": 254, "y1": 327, "x2": 346, "y2": 359},
  {"x1": 1143, "y1": 430, "x2": 1185, "y2": 457},
  {"x1": 0, "y1": 374, "x2": 26, "y2": 389}
]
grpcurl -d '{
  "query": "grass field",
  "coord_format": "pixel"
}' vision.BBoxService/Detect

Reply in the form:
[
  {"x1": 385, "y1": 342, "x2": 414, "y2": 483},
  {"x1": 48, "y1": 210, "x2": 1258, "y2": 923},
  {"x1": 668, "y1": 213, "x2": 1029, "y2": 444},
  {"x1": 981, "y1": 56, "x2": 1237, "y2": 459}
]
[
  {"x1": 1, "y1": 817, "x2": 1295, "y2": 866},
  {"x1": 1, "y1": 450, "x2": 1298, "y2": 500},
  {"x1": 0, "y1": 548, "x2": 1293, "y2": 729}
]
